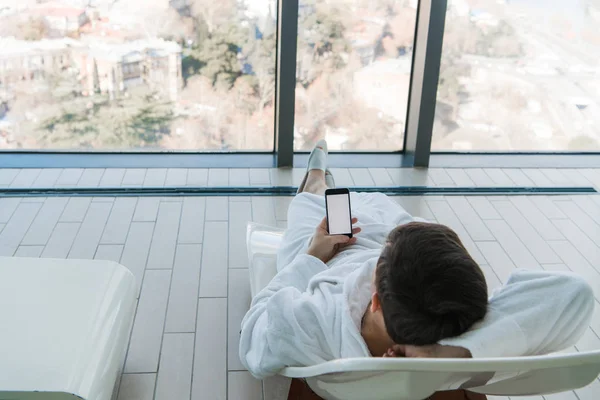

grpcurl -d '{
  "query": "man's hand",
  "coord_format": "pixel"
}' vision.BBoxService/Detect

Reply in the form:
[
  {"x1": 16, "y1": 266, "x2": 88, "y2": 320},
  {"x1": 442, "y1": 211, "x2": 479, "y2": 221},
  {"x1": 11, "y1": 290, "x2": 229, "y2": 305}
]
[
  {"x1": 383, "y1": 344, "x2": 472, "y2": 359},
  {"x1": 306, "y1": 217, "x2": 361, "y2": 264}
]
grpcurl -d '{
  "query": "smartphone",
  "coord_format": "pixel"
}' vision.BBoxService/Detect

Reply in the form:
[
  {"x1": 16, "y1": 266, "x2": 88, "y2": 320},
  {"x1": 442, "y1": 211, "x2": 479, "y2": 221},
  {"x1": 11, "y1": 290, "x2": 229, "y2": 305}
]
[{"x1": 325, "y1": 188, "x2": 353, "y2": 237}]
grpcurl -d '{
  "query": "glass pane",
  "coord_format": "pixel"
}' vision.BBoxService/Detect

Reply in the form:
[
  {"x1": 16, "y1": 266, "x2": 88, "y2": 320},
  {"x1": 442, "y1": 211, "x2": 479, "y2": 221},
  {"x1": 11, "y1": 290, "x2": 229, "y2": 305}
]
[
  {"x1": 434, "y1": 0, "x2": 600, "y2": 152},
  {"x1": 294, "y1": 0, "x2": 416, "y2": 151},
  {"x1": 0, "y1": 0, "x2": 276, "y2": 151}
]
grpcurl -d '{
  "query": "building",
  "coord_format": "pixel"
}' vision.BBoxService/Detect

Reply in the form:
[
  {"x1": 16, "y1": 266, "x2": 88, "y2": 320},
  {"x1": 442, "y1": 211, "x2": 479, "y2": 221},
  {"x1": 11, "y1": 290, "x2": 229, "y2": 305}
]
[
  {"x1": 0, "y1": 37, "x2": 77, "y2": 87},
  {"x1": 75, "y1": 39, "x2": 183, "y2": 101},
  {"x1": 0, "y1": 36, "x2": 183, "y2": 102},
  {"x1": 29, "y1": 3, "x2": 89, "y2": 35}
]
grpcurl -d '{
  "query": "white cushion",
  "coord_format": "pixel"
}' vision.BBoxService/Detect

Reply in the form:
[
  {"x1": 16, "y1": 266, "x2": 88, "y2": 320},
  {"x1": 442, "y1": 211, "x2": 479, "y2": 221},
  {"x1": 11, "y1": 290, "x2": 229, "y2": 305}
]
[{"x1": 0, "y1": 257, "x2": 136, "y2": 400}]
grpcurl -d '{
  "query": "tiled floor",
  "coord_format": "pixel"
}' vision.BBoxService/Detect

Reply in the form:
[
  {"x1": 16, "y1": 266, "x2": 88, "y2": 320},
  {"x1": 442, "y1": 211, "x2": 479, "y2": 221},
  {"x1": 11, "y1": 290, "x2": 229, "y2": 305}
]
[{"x1": 1, "y1": 167, "x2": 600, "y2": 400}]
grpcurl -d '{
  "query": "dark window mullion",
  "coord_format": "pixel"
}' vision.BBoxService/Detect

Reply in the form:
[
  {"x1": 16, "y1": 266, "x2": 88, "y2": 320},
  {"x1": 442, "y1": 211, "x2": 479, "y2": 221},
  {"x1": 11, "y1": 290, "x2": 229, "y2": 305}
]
[
  {"x1": 404, "y1": 0, "x2": 448, "y2": 167},
  {"x1": 273, "y1": 0, "x2": 299, "y2": 167}
]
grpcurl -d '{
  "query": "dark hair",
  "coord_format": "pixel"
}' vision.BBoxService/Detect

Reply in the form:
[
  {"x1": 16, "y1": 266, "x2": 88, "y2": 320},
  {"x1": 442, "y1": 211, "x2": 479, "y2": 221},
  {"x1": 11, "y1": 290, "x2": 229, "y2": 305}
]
[{"x1": 375, "y1": 222, "x2": 488, "y2": 346}]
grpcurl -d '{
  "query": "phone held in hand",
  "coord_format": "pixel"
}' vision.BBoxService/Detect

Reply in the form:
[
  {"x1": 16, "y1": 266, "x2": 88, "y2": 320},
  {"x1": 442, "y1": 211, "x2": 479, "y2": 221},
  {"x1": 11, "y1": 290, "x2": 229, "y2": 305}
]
[{"x1": 325, "y1": 188, "x2": 352, "y2": 238}]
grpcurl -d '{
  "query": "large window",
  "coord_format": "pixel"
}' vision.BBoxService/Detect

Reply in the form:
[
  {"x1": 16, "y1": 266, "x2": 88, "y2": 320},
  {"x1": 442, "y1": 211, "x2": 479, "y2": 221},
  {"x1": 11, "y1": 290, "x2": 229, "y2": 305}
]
[
  {"x1": 293, "y1": 0, "x2": 416, "y2": 151},
  {"x1": 0, "y1": 0, "x2": 276, "y2": 150},
  {"x1": 433, "y1": 0, "x2": 600, "y2": 152}
]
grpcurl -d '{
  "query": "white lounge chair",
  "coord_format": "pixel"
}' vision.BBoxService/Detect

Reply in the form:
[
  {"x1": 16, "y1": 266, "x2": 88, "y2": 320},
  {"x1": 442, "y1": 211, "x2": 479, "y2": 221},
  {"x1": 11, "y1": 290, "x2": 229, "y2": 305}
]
[
  {"x1": 0, "y1": 257, "x2": 137, "y2": 400},
  {"x1": 247, "y1": 222, "x2": 600, "y2": 400}
]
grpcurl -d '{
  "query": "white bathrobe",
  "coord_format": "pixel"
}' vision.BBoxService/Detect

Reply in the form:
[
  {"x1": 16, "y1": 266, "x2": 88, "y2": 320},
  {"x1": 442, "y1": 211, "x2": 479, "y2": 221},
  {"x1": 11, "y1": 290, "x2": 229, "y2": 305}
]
[{"x1": 239, "y1": 192, "x2": 595, "y2": 379}]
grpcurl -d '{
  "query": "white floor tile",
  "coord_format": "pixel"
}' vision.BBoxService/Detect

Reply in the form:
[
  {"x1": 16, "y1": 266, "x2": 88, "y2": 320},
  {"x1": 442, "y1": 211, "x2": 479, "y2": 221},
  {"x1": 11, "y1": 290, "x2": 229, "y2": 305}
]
[
  {"x1": 60, "y1": 197, "x2": 92, "y2": 222},
  {"x1": 125, "y1": 270, "x2": 171, "y2": 373},
  {"x1": 155, "y1": 333, "x2": 194, "y2": 400},
  {"x1": 492, "y1": 201, "x2": 561, "y2": 264},
  {"x1": 427, "y1": 168, "x2": 455, "y2": 186},
  {"x1": 484, "y1": 219, "x2": 539, "y2": 271},
  {"x1": 101, "y1": 197, "x2": 137, "y2": 245},
  {"x1": 32, "y1": 168, "x2": 62, "y2": 188},
  {"x1": 549, "y1": 240, "x2": 600, "y2": 298},
  {"x1": 249, "y1": 168, "x2": 271, "y2": 185},
  {"x1": 10, "y1": 169, "x2": 41, "y2": 188},
  {"x1": 483, "y1": 168, "x2": 515, "y2": 186},
  {"x1": 521, "y1": 169, "x2": 552, "y2": 186},
  {"x1": 178, "y1": 197, "x2": 206, "y2": 244},
  {"x1": 445, "y1": 169, "x2": 474, "y2": 186},
  {"x1": 187, "y1": 169, "x2": 209, "y2": 187},
  {"x1": 274, "y1": 197, "x2": 293, "y2": 221},
  {"x1": 446, "y1": 196, "x2": 494, "y2": 241},
  {"x1": 228, "y1": 268, "x2": 252, "y2": 371},
  {"x1": 206, "y1": 197, "x2": 228, "y2": 221},
  {"x1": 165, "y1": 168, "x2": 188, "y2": 187},
  {"x1": 165, "y1": 244, "x2": 202, "y2": 333},
  {"x1": 192, "y1": 298, "x2": 227, "y2": 400},
  {"x1": 392, "y1": 196, "x2": 435, "y2": 221},
  {"x1": 122, "y1": 169, "x2": 147, "y2": 187},
  {"x1": 146, "y1": 202, "x2": 182, "y2": 269},
  {"x1": 199, "y1": 221, "x2": 228, "y2": 297},
  {"x1": 0, "y1": 198, "x2": 21, "y2": 223},
  {"x1": 477, "y1": 241, "x2": 516, "y2": 284},
  {"x1": 117, "y1": 374, "x2": 156, "y2": 400},
  {"x1": 99, "y1": 169, "x2": 125, "y2": 187},
  {"x1": 229, "y1": 168, "x2": 250, "y2": 186},
  {"x1": 133, "y1": 197, "x2": 161, "y2": 222},
  {"x1": 94, "y1": 244, "x2": 123, "y2": 263},
  {"x1": 509, "y1": 197, "x2": 564, "y2": 241},
  {"x1": 0, "y1": 169, "x2": 19, "y2": 185},
  {"x1": 0, "y1": 202, "x2": 42, "y2": 256},
  {"x1": 143, "y1": 168, "x2": 167, "y2": 187},
  {"x1": 68, "y1": 202, "x2": 113, "y2": 259},
  {"x1": 229, "y1": 201, "x2": 252, "y2": 269},
  {"x1": 21, "y1": 197, "x2": 68, "y2": 245},
  {"x1": 56, "y1": 168, "x2": 84, "y2": 186},
  {"x1": 551, "y1": 218, "x2": 600, "y2": 270},
  {"x1": 121, "y1": 222, "x2": 155, "y2": 297},
  {"x1": 467, "y1": 197, "x2": 502, "y2": 220},
  {"x1": 269, "y1": 168, "x2": 293, "y2": 186},
  {"x1": 349, "y1": 168, "x2": 375, "y2": 186},
  {"x1": 387, "y1": 168, "x2": 433, "y2": 186},
  {"x1": 41, "y1": 222, "x2": 80, "y2": 258},
  {"x1": 503, "y1": 169, "x2": 534, "y2": 186},
  {"x1": 228, "y1": 371, "x2": 263, "y2": 400},
  {"x1": 14, "y1": 245, "x2": 44, "y2": 257},
  {"x1": 252, "y1": 196, "x2": 276, "y2": 226},
  {"x1": 529, "y1": 196, "x2": 567, "y2": 219},
  {"x1": 464, "y1": 169, "x2": 494, "y2": 186},
  {"x1": 368, "y1": 168, "x2": 395, "y2": 187},
  {"x1": 208, "y1": 168, "x2": 229, "y2": 186},
  {"x1": 77, "y1": 169, "x2": 104, "y2": 187},
  {"x1": 329, "y1": 168, "x2": 354, "y2": 187}
]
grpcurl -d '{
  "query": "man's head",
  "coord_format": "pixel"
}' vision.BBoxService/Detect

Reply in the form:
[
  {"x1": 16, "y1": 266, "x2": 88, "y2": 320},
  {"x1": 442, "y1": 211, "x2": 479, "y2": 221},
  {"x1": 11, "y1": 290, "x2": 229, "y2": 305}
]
[{"x1": 372, "y1": 222, "x2": 488, "y2": 346}]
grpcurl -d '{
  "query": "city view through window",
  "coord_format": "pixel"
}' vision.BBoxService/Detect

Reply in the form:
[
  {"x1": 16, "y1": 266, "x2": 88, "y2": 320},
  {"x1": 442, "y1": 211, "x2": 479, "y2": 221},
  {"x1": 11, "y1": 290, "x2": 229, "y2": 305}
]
[
  {"x1": 0, "y1": 0, "x2": 598, "y2": 152},
  {"x1": 434, "y1": 0, "x2": 600, "y2": 151},
  {"x1": 0, "y1": 0, "x2": 277, "y2": 150}
]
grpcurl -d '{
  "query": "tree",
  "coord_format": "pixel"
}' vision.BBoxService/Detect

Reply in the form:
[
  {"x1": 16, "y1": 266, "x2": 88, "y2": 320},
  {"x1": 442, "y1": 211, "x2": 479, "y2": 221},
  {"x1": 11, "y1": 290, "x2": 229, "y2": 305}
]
[
  {"x1": 386, "y1": 7, "x2": 417, "y2": 50},
  {"x1": 36, "y1": 89, "x2": 175, "y2": 149},
  {"x1": 189, "y1": 0, "x2": 236, "y2": 34},
  {"x1": 193, "y1": 22, "x2": 249, "y2": 90},
  {"x1": 0, "y1": 16, "x2": 48, "y2": 41},
  {"x1": 297, "y1": 2, "x2": 351, "y2": 86}
]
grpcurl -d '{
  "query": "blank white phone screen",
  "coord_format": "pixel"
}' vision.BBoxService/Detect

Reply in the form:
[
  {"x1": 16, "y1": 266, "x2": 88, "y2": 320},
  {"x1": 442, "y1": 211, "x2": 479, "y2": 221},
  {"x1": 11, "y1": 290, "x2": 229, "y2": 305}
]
[{"x1": 326, "y1": 194, "x2": 351, "y2": 235}]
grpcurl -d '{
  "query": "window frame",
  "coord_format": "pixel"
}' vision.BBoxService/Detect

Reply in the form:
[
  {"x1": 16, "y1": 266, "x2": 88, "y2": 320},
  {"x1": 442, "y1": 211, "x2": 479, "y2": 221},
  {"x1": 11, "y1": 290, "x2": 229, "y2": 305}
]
[{"x1": 1, "y1": 0, "x2": 598, "y2": 169}]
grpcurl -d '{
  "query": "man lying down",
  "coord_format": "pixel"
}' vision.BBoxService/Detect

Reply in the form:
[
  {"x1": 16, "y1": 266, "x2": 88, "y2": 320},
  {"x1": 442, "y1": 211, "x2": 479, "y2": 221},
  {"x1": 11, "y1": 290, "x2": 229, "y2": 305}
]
[{"x1": 239, "y1": 141, "x2": 595, "y2": 394}]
